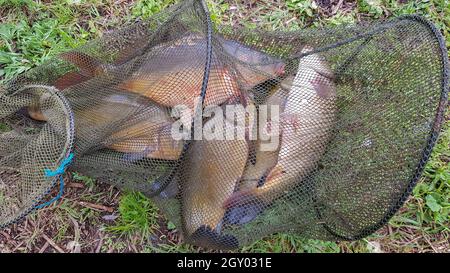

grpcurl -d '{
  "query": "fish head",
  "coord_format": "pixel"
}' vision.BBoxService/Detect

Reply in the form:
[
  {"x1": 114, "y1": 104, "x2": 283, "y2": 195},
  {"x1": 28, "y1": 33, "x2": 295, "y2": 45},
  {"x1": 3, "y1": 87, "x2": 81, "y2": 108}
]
[
  {"x1": 222, "y1": 40, "x2": 285, "y2": 89},
  {"x1": 236, "y1": 60, "x2": 286, "y2": 91}
]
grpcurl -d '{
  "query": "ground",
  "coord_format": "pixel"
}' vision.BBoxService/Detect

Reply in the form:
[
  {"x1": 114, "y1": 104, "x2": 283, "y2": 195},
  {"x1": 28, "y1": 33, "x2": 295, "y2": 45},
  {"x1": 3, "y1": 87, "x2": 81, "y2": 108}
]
[{"x1": 0, "y1": 0, "x2": 449, "y2": 253}]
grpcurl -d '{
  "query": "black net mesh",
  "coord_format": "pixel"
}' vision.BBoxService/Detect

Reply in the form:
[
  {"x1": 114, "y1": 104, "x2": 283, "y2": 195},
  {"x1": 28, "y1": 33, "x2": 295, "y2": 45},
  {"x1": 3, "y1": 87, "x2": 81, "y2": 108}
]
[{"x1": 0, "y1": 0, "x2": 448, "y2": 250}]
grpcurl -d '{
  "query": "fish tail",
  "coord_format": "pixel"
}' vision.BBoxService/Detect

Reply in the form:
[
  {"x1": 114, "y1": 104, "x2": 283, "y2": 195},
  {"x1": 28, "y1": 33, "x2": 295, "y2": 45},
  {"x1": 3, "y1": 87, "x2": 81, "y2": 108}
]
[
  {"x1": 59, "y1": 51, "x2": 106, "y2": 77},
  {"x1": 222, "y1": 165, "x2": 285, "y2": 226},
  {"x1": 253, "y1": 164, "x2": 284, "y2": 192},
  {"x1": 27, "y1": 105, "x2": 47, "y2": 122},
  {"x1": 223, "y1": 164, "x2": 284, "y2": 208},
  {"x1": 222, "y1": 189, "x2": 267, "y2": 225},
  {"x1": 190, "y1": 225, "x2": 239, "y2": 250}
]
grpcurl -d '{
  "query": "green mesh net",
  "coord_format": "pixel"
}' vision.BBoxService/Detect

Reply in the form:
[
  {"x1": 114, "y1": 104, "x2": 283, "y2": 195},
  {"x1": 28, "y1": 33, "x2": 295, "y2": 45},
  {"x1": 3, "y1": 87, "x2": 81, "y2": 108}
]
[{"x1": 0, "y1": 0, "x2": 448, "y2": 250}]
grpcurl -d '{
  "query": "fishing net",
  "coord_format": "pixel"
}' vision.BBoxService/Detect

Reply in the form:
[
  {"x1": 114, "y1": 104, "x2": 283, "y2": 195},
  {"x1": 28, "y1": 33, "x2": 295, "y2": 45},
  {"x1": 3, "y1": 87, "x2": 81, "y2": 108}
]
[{"x1": 0, "y1": 0, "x2": 448, "y2": 250}]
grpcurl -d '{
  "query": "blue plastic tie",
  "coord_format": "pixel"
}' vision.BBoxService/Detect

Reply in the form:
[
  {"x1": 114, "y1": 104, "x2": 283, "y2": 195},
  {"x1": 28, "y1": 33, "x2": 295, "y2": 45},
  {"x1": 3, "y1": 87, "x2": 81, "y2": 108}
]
[
  {"x1": 44, "y1": 153, "x2": 74, "y2": 177},
  {"x1": 35, "y1": 153, "x2": 74, "y2": 209}
]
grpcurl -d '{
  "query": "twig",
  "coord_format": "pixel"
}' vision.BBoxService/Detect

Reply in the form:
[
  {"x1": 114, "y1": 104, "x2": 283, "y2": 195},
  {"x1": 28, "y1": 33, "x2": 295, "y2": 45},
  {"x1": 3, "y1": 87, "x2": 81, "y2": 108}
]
[
  {"x1": 11, "y1": 241, "x2": 24, "y2": 252},
  {"x1": 332, "y1": 0, "x2": 345, "y2": 15},
  {"x1": 422, "y1": 233, "x2": 439, "y2": 253},
  {"x1": 78, "y1": 201, "x2": 114, "y2": 213},
  {"x1": 67, "y1": 182, "x2": 85, "y2": 189},
  {"x1": 42, "y1": 234, "x2": 65, "y2": 253},
  {"x1": 0, "y1": 231, "x2": 11, "y2": 241},
  {"x1": 38, "y1": 241, "x2": 50, "y2": 253},
  {"x1": 95, "y1": 234, "x2": 104, "y2": 253},
  {"x1": 285, "y1": 17, "x2": 297, "y2": 26},
  {"x1": 388, "y1": 225, "x2": 393, "y2": 236},
  {"x1": 68, "y1": 214, "x2": 81, "y2": 253}
]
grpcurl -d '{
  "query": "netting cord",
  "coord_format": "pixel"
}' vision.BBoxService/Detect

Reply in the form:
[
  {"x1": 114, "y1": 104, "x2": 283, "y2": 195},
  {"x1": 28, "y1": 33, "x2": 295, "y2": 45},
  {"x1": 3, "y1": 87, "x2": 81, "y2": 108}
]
[
  {"x1": 132, "y1": 2, "x2": 187, "y2": 61},
  {"x1": 312, "y1": 14, "x2": 450, "y2": 241},
  {"x1": 144, "y1": 0, "x2": 213, "y2": 198},
  {"x1": 288, "y1": 15, "x2": 417, "y2": 63},
  {"x1": 12, "y1": 84, "x2": 75, "y2": 214},
  {"x1": 34, "y1": 153, "x2": 74, "y2": 209}
]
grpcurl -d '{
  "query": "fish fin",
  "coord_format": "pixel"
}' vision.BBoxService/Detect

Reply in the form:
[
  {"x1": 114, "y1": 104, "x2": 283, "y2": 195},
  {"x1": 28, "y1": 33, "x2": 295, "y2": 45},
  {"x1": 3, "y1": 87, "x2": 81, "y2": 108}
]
[
  {"x1": 59, "y1": 51, "x2": 105, "y2": 77},
  {"x1": 27, "y1": 105, "x2": 47, "y2": 122},
  {"x1": 155, "y1": 177, "x2": 179, "y2": 199},
  {"x1": 224, "y1": 164, "x2": 284, "y2": 208},
  {"x1": 190, "y1": 225, "x2": 239, "y2": 250},
  {"x1": 265, "y1": 164, "x2": 285, "y2": 183},
  {"x1": 280, "y1": 76, "x2": 294, "y2": 91},
  {"x1": 121, "y1": 146, "x2": 154, "y2": 163},
  {"x1": 223, "y1": 190, "x2": 266, "y2": 226},
  {"x1": 239, "y1": 90, "x2": 248, "y2": 108},
  {"x1": 223, "y1": 93, "x2": 241, "y2": 105},
  {"x1": 54, "y1": 71, "x2": 90, "y2": 90},
  {"x1": 311, "y1": 77, "x2": 336, "y2": 99},
  {"x1": 116, "y1": 78, "x2": 147, "y2": 94},
  {"x1": 222, "y1": 167, "x2": 279, "y2": 226}
]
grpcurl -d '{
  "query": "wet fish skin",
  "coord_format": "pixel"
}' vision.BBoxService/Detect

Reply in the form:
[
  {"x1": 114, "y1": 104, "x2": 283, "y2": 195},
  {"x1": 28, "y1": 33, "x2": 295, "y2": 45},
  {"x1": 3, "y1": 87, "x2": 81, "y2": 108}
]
[
  {"x1": 75, "y1": 92, "x2": 182, "y2": 161},
  {"x1": 223, "y1": 85, "x2": 288, "y2": 225},
  {"x1": 109, "y1": 120, "x2": 183, "y2": 161},
  {"x1": 224, "y1": 46, "x2": 337, "y2": 224},
  {"x1": 59, "y1": 51, "x2": 111, "y2": 78},
  {"x1": 117, "y1": 34, "x2": 285, "y2": 109},
  {"x1": 220, "y1": 38, "x2": 286, "y2": 91},
  {"x1": 181, "y1": 103, "x2": 249, "y2": 238},
  {"x1": 27, "y1": 51, "x2": 112, "y2": 120},
  {"x1": 29, "y1": 34, "x2": 285, "y2": 119}
]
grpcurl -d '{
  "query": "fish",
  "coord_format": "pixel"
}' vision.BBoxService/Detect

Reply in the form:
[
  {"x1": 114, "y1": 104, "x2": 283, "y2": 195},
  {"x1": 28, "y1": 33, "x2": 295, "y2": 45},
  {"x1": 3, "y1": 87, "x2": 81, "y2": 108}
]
[
  {"x1": 109, "y1": 119, "x2": 183, "y2": 161},
  {"x1": 54, "y1": 71, "x2": 91, "y2": 91},
  {"x1": 27, "y1": 51, "x2": 111, "y2": 120},
  {"x1": 218, "y1": 37, "x2": 286, "y2": 91},
  {"x1": 27, "y1": 104, "x2": 47, "y2": 122},
  {"x1": 224, "y1": 85, "x2": 289, "y2": 225},
  {"x1": 27, "y1": 45, "x2": 144, "y2": 120},
  {"x1": 59, "y1": 51, "x2": 110, "y2": 78},
  {"x1": 181, "y1": 101, "x2": 249, "y2": 248},
  {"x1": 223, "y1": 45, "x2": 337, "y2": 225},
  {"x1": 75, "y1": 92, "x2": 183, "y2": 161},
  {"x1": 27, "y1": 50, "x2": 185, "y2": 161},
  {"x1": 117, "y1": 34, "x2": 285, "y2": 109},
  {"x1": 29, "y1": 34, "x2": 285, "y2": 122}
]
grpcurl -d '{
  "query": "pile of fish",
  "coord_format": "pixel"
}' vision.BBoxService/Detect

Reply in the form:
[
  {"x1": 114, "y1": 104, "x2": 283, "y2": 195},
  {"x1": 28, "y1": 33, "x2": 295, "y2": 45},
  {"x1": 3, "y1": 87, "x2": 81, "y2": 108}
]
[{"x1": 27, "y1": 33, "x2": 337, "y2": 248}]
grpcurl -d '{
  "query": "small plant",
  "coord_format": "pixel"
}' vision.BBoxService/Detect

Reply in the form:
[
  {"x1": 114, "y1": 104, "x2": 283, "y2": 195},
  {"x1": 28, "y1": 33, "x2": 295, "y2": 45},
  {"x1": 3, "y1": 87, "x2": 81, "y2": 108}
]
[
  {"x1": 357, "y1": 0, "x2": 385, "y2": 18},
  {"x1": 0, "y1": 0, "x2": 34, "y2": 8},
  {"x1": 72, "y1": 172, "x2": 95, "y2": 191},
  {"x1": 241, "y1": 233, "x2": 341, "y2": 253},
  {"x1": 107, "y1": 191, "x2": 159, "y2": 238},
  {"x1": 286, "y1": 0, "x2": 318, "y2": 18},
  {"x1": 132, "y1": 0, "x2": 176, "y2": 18},
  {"x1": 410, "y1": 121, "x2": 450, "y2": 231}
]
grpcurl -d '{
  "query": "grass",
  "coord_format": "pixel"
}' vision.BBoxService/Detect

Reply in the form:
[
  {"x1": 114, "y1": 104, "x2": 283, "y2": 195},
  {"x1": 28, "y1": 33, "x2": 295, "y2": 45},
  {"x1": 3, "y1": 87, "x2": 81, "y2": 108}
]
[
  {"x1": 106, "y1": 191, "x2": 159, "y2": 239},
  {"x1": 0, "y1": 0, "x2": 449, "y2": 253}
]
